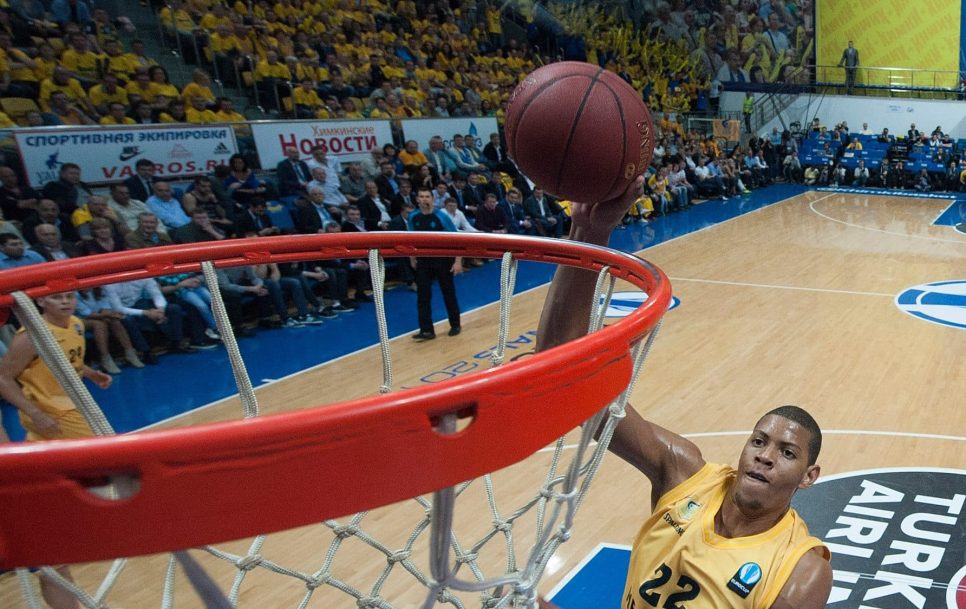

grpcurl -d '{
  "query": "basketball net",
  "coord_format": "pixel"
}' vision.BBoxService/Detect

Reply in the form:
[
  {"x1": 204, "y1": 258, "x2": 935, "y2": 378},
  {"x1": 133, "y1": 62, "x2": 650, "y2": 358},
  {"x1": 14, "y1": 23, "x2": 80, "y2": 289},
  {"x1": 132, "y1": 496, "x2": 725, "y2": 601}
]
[{"x1": 1, "y1": 236, "x2": 667, "y2": 609}]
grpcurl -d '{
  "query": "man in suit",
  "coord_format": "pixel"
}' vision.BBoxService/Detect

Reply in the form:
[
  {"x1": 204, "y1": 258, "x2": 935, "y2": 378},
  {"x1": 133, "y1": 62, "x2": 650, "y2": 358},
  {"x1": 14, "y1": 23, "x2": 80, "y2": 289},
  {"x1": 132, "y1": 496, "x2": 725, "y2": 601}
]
[
  {"x1": 483, "y1": 171, "x2": 508, "y2": 205},
  {"x1": 123, "y1": 159, "x2": 157, "y2": 204},
  {"x1": 523, "y1": 187, "x2": 565, "y2": 238},
  {"x1": 396, "y1": 179, "x2": 418, "y2": 210},
  {"x1": 31, "y1": 223, "x2": 82, "y2": 261},
  {"x1": 340, "y1": 205, "x2": 368, "y2": 233},
  {"x1": 423, "y1": 135, "x2": 458, "y2": 182},
  {"x1": 482, "y1": 132, "x2": 518, "y2": 175},
  {"x1": 234, "y1": 197, "x2": 280, "y2": 237},
  {"x1": 23, "y1": 199, "x2": 81, "y2": 246},
  {"x1": 838, "y1": 40, "x2": 859, "y2": 95},
  {"x1": 504, "y1": 187, "x2": 535, "y2": 235},
  {"x1": 449, "y1": 173, "x2": 480, "y2": 218},
  {"x1": 355, "y1": 181, "x2": 393, "y2": 230},
  {"x1": 374, "y1": 161, "x2": 401, "y2": 201},
  {"x1": 294, "y1": 188, "x2": 338, "y2": 234},
  {"x1": 275, "y1": 145, "x2": 312, "y2": 198}
]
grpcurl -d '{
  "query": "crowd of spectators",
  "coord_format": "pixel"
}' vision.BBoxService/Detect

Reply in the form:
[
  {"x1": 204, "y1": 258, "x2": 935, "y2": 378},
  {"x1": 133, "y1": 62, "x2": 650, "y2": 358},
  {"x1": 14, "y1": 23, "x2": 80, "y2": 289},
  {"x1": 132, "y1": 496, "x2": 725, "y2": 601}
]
[
  {"x1": 0, "y1": 0, "x2": 818, "y2": 127},
  {"x1": 781, "y1": 118, "x2": 966, "y2": 192}
]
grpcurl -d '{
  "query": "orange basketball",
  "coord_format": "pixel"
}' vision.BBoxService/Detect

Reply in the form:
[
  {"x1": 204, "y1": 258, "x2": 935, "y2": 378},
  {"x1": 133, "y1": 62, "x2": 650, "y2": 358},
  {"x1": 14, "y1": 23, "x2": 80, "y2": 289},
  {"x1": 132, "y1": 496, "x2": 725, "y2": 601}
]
[{"x1": 504, "y1": 61, "x2": 655, "y2": 204}]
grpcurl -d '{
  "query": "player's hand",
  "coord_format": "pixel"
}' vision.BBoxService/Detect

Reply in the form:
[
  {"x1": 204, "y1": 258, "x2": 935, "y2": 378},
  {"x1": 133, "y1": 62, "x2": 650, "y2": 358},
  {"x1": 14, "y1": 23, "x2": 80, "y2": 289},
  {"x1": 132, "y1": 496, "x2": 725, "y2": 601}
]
[
  {"x1": 570, "y1": 175, "x2": 645, "y2": 236},
  {"x1": 31, "y1": 411, "x2": 61, "y2": 436},
  {"x1": 88, "y1": 370, "x2": 113, "y2": 388},
  {"x1": 451, "y1": 261, "x2": 463, "y2": 275}
]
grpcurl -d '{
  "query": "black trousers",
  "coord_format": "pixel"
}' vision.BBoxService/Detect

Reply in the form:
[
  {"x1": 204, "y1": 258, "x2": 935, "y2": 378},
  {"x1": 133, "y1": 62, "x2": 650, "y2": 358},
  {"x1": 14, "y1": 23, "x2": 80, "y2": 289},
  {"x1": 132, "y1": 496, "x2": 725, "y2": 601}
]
[{"x1": 415, "y1": 257, "x2": 460, "y2": 334}]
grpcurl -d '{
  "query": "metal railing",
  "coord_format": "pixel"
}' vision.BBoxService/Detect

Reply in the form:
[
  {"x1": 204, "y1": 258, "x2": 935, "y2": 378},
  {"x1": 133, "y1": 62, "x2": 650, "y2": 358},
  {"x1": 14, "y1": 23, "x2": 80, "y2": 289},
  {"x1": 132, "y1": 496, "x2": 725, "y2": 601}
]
[{"x1": 810, "y1": 64, "x2": 961, "y2": 96}]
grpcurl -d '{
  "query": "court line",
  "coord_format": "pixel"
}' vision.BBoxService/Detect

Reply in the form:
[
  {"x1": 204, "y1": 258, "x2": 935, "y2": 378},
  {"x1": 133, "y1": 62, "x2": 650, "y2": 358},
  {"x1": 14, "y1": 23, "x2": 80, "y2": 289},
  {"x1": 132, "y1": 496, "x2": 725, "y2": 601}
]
[
  {"x1": 539, "y1": 428, "x2": 966, "y2": 453},
  {"x1": 139, "y1": 191, "x2": 820, "y2": 430},
  {"x1": 808, "y1": 196, "x2": 966, "y2": 244},
  {"x1": 668, "y1": 276, "x2": 894, "y2": 297}
]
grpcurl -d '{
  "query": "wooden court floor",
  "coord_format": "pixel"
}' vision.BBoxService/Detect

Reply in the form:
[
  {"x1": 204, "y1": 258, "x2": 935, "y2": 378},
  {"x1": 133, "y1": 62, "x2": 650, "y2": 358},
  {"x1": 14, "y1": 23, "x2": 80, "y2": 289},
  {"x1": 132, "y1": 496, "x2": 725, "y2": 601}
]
[{"x1": 2, "y1": 191, "x2": 964, "y2": 608}]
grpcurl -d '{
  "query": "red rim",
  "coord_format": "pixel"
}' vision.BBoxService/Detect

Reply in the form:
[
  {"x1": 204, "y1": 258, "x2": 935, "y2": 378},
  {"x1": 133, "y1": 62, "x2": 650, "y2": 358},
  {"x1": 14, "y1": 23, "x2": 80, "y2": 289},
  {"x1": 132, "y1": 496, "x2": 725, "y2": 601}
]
[{"x1": 0, "y1": 233, "x2": 670, "y2": 568}]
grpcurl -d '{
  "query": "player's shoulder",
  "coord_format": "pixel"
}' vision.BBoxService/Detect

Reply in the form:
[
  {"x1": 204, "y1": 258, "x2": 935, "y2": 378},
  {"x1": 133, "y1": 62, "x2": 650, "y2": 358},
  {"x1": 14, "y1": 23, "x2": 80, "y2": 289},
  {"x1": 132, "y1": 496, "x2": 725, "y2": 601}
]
[{"x1": 771, "y1": 546, "x2": 831, "y2": 609}]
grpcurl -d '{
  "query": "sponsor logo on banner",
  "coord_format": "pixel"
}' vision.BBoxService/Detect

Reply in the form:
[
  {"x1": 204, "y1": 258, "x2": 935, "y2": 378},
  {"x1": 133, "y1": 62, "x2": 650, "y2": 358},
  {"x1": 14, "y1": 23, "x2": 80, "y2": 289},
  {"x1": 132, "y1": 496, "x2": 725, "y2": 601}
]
[
  {"x1": 895, "y1": 280, "x2": 966, "y2": 330},
  {"x1": 601, "y1": 290, "x2": 680, "y2": 317},
  {"x1": 790, "y1": 468, "x2": 966, "y2": 609},
  {"x1": 13, "y1": 125, "x2": 239, "y2": 187},
  {"x1": 400, "y1": 117, "x2": 500, "y2": 152},
  {"x1": 251, "y1": 119, "x2": 394, "y2": 168}
]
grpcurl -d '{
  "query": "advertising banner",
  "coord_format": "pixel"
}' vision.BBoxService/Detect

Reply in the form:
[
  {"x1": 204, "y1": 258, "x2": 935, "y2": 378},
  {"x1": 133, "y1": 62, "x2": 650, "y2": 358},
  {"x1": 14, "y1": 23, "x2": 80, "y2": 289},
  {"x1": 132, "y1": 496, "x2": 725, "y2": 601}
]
[
  {"x1": 14, "y1": 125, "x2": 239, "y2": 188},
  {"x1": 399, "y1": 117, "x2": 500, "y2": 151},
  {"x1": 251, "y1": 119, "x2": 394, "y2": 168}
]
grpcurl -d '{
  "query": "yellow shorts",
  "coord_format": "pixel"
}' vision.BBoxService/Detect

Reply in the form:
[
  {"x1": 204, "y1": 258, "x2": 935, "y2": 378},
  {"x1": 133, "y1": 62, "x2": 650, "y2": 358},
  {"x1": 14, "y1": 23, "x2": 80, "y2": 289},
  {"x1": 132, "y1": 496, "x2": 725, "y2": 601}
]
[{"x1": 21, "y1": 409, "x2": 95, "y2": 442}]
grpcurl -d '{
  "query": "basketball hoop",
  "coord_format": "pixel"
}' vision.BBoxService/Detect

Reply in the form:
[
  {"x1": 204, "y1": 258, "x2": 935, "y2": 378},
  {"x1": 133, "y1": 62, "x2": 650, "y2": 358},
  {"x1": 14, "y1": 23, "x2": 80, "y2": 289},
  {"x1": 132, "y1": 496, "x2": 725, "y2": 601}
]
[{"x1": 0, "y1": 233, "x2": 670, "y2": 609}]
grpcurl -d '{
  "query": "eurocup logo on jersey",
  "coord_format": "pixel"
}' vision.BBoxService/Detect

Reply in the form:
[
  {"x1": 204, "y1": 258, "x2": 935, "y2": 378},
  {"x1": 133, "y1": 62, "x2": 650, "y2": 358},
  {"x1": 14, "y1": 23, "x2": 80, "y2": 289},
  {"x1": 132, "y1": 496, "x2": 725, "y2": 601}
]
[
  {"x1": 791, "y1": 469, "x2": 966, "y2": 609},
  {"x1": 727, "y1": 562, "x2": 762, "y2": 598}
]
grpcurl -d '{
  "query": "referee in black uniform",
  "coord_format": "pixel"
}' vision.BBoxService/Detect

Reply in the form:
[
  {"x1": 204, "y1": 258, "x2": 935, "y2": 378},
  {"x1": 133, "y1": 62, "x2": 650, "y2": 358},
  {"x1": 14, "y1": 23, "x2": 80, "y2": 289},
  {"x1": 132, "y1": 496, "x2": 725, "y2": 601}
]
[{"x1": 407, "y1": 186, "x2": 463, "y2": 340}]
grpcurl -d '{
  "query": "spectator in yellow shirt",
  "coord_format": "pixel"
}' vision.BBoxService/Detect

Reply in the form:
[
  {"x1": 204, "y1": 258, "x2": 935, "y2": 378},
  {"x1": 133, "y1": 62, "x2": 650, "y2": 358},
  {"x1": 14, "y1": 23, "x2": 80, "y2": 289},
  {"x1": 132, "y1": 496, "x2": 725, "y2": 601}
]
[
  {"x1": 368, "y1": 97, "x2": 392, "y2": 118},
  {"x1": 126, "y1": 69, "x2": 160, "y2": 106},
  {"x1": 158, "y1": 99, "x2": 189, "y2": 123},
  {"x1": 101, "y1": 38, "x2": 136, "y2": 81},
  {"x1": 99, "y1": 102, "x2": 136, "y2": 125},
  {"x1": 293, "y1": 78, "x2": 325, "y2": 118},
  {"x1": 149, "y1": 66, "x2": 181, "y2": 106},
  {"x1": 32, "y1": 42, "x2": 58, "y2": 82},
  {"x1": 88, "y1": 73, "x2": 130, "y2": 115},
  {"x1": 59, "y1": 32, "x2": 104, "y2": 86},
  {"x1": 48, "y1": 91, "x2": 95, "y2": 126},
  {"x1": 213, "y1": 97, "x2": 246, "y2": 122},
  {"x1": 0, "y1": 32, "x2": 38, "y2": 97},
  {"x1": 186, "y1": 95, "x2": 217, "y2": 124},
  {"x1": 181, "y1": 69, "x2": 216, "y2": 106},
  {"x1": 39, "y1": 67, "x2": 93, "y2": 114}
]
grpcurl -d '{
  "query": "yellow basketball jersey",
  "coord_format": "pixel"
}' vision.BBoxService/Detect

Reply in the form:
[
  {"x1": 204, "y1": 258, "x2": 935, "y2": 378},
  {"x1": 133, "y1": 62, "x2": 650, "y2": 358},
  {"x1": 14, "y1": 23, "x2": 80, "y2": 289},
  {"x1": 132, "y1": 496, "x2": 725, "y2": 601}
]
[
  {"x1": 16, "y1": 316, "x2": 86, "y2": 416},
  {"x1": 622, "y1": 463, "x2": 828, "y2": 609}
]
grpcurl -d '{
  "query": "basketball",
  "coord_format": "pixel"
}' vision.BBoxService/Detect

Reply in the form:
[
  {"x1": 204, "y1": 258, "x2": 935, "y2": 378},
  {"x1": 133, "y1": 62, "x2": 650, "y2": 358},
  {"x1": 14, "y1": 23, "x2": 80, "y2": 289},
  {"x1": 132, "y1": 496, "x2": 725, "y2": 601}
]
[{"x1": 504, "y1": 61, "x2": 655, "y2": 204}]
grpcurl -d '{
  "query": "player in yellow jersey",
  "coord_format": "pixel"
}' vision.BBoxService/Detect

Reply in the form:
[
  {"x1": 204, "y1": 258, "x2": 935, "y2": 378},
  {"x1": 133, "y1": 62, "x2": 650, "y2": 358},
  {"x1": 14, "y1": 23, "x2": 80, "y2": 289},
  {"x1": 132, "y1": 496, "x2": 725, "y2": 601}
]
[
  {"x1": 0, "y1": 291, "x2": 112, "y2": 442},
  {"x1": 536, "y1": 179, "x2": 832, "y2": 609}
]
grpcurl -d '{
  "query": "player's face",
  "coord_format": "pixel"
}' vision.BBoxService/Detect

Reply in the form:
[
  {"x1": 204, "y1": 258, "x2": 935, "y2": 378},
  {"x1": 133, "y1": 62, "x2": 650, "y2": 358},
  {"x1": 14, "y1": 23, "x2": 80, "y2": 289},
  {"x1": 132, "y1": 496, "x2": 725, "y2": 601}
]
[
  {"x1": 733, "y1": 415, "x2": 819, "y2": 514},
  {"x1": 38, "y1": 292, "x2": 77, "y2": 318},
  {"x1": 416, "y1": 190, "x2": 433, "y2": 212}
]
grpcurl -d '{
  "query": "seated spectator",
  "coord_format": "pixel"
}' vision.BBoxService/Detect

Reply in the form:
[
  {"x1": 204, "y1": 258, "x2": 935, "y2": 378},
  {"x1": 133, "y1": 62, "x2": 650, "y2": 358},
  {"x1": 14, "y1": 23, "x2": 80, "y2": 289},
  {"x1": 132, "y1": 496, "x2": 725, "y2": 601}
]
[
  {"x1": 216, "y1": 265, "x2": 290, "y2": 331},
  {"x1": 213, "y1": 97, "x2": 245, "y2": 122},
  {"x1": 38, "y1": 64, "x2": 91, "y2": 111},
  {"x1": 474, "y1": 193, "x2": 508, "y2": 234},
  {"x1": 850, "y1": 160, "x2": 868, "y2": 187},
  {"x1": 305, "y1": 145, "x2": 342, "y2": 177},
  {"x1": 398, "y1": 139, "x2": 429, "y2": 174},
  {"x1": 126, "y1": 68, "x2": 160, "y2": 107},
  {"x1": 75, "y1": 288, "x2": 145, "y2": 372},
  {"x1": 0, "y1": 233, "x2": 45, "y2": 269},
  {"x1": 186, "y1": 95, "x2": 217, "y2": 124},
  {"x1": 155, "y1": 273, "x2": 221, "y2": 344},
  {"x1": 306, "y1": 165, "x2": 349, "y2": 209},
  {"x1": 803, "y1": 166, "x2": 819, "y2": 185},
  {"x1": 158, "y1": 100, "x2": 189, "y2": 123},
  {"x1": 131, "y1": 101, "x2": 158, "y2": 124},
  {"x1": 0, "y1": 166, "x2": 39, "y2": 225},
  {"x1": 293, "y1": 78, "x2": 327, "y2": 118},
  {"x1": 355, "y1": 181, "x2": 394, "y2": 230},
  {"x1": 523, "y1": 186, "x2": 565, "y2": 237},
  {"x1": 340, "y1": 205, "x2": 368, "y2": 233},
  {"x1": 424, "y1": 135, "x2": 457, "y2": 182},
  {"x1": 449, "y1": 173, "x2": 480, "y2": 218},
  {"x1": 432, "y1": 181, "x2": 450, "y2": 210},
  {"x1": 107, "y1": 183, "x2": 154, "y2": 236},
  {"x1": 914, "y1": 168, "x2": 931, "y2": 192},
  {"x1": 23, "y1": 199, "x2": 80, "y2": 247},
  {"x1": 784, "y1": 152, "x2": 803, "y2": 183},
  {"x1": 171, "y1": 208, "x2": 227, "y2": 243},
  {"x1": 181, "y1": 69, "x2": 215, "y2": 106},
  {"x1": 259, "y1": 262, "x2": 326, "y2": 326},
  {"x1": 224, "y1": 154, "x2": 268, "y2": 206},
  {"x1": 410, "y1": 163, "x2": 436, "y2": 191},
  {"x1": 100, "y1": 38, "x2": 134, "y2": 83},
  {"x1": 100, "y1": 102, "x2": 135, "y2": 125},
  {"x1": 830, "y1": 163, "x2": 846, "y2": 188},
  {"x1": 103, "y1": 278, "x2": 199, "y2": 356},
  {"x1": 877, "y1": 128, "x2": 891, "y2": 143},
  {"x1": 45, "y1": 90, "x2": 95, "y2": 126},
  {"x1": 254, "y1": 51, "x2": 291, "y2": 111},
  {"x1": 233, "y1": 197, "x2": 280, "y2": 237},
  {"x1": 294, "y1": 188, "x2": 339, "y2": 234},
  {"x1": 147, "y1": 181, "x2": 190, "y2": 231},
  {"x1": 149, "y1": 66, "x2": 180, "y2": 108},
  {"x1": 450, "y1": 134, "x2": 488, "y2": 174},
  {"x1": 442, "y1": 197, "x2": 477, "y2": 233},
  {"x1": 339, "y1": 163, "x2": 367, "y2": 204},
  {"x1": 694, "y1": 156, "x2": 727, "y2": 199},
  {"x1": 319, "y1": 221, "x2": 372, "y2": 302},
  {"x1": 181, "y1": 176, "x2": 234, "y2": 235},
  {"x1": 32, "y1": 222, "x2": 82, "y2": 261},
  {"x1": 42, "y1": 163, "x2": 91, "y2": 214},
  {"x1": 126, "y1": 212, "x2": 174, "y2": 249},
  {"x1": 80, "y1": 218, "x2": 126, "y2": 256},
  {"x1": 124, "y1": 159, "x2": 157, "y2": 203},
  {"x1": 276, "y1": 145, "x2": 313, "y2": 198}
]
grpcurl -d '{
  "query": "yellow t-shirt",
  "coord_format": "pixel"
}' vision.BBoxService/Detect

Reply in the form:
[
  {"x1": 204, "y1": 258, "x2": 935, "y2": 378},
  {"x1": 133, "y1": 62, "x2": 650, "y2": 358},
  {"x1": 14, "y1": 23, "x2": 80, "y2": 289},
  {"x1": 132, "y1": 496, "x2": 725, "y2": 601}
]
[
  {"x1": 186, "y1": 107, "x2": 217, "y2": 124},
  {"x1": 103, "y1": 53, "x2": 137, "y2": 79},
  {"x1": 214, "y1": 109, "x2": 245, "y2": 122},
  {"x1": 181, "y1": 81, "x2": 215, "y2": 104},
  {"x1": 39, "y1": 77, "x2": 89, "y2": 111},
  {"x1": 16, "y1": 317, "x2": 86, "y2": 417},
  {"x1": 89, "y1": 84, "x2": 130, "y2": 109},
  {"x1": 60, "y1": 48, "x2": 105, "y2": 81},
  {"x1": 100, "y1": 115, "x2": 135, "y2": 125},
  {"x1": 3, "y1": 47, "x2": 38, "y2": 82},
  {"x1": 293, "y1": 87, "x2": 323, "y2": 107},
  {"x1": 623, "y1": 463, "x2": 828, "y2": 609},
  {"x1": 126, "y1": 81, "x2": 158, "y2": 103},
  {"x1": 255, "y1": 60, "x2": 291, "y2": 81}
]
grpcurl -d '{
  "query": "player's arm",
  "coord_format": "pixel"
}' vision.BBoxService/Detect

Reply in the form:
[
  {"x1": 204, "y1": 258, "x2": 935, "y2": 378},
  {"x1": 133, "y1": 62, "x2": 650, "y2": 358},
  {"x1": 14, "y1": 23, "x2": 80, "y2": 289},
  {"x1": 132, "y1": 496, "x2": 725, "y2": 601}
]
[
  {"x1": 535, "y1": 178, "x2": 705, "y2": 505},
  {"x1": 770, "y1": 547, "x2": 832, "y2": 609},
  {"x1": 0, "y1": 333, "x2": 61, "y2": 436}
]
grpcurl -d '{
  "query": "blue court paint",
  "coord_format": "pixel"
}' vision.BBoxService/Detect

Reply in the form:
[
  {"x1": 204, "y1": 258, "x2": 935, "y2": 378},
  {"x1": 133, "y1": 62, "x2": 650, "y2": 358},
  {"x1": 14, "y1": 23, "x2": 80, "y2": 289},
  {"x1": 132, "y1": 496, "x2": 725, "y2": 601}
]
[
  {"x1": 934, "y1": 198, "x2": 966, "y2": 226},
  {"x1": 547, "y1": 544, "x2": 631, "y2": 609},
  {"x1": 1, "y1": 185, "x2": 807, "y2": 440}
]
